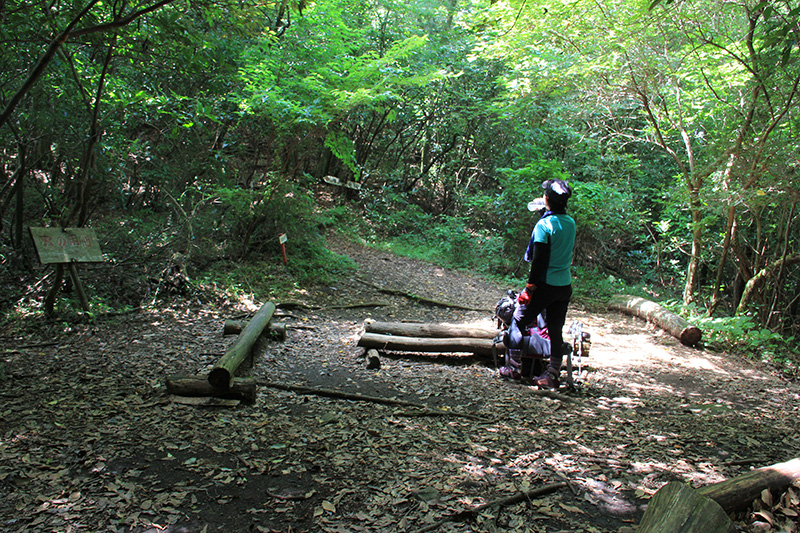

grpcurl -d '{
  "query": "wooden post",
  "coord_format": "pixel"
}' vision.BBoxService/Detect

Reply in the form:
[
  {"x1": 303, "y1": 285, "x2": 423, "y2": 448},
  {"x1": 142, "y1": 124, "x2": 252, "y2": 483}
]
[
  {"x1": 66, "y1": 262, "x2": 90, "y2": 311},
  {"x1": 209, "y1": 302, "x2": 276, "y2": 390}
]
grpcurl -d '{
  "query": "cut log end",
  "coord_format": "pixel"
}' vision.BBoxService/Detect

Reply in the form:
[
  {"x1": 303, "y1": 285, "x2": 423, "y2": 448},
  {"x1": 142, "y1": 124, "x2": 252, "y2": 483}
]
[
  {"x1": 680, "y1": 325, "x2": 702, "y2": 346},
  {"x1": 208, "y1": 367, "x2": 234, "y2": 390}
]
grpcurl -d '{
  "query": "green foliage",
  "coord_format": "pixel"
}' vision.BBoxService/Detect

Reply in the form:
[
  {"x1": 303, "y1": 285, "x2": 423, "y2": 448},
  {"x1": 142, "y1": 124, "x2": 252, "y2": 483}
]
[
  {"x1": 570, "y1": 266, "x2": 648, "y2": 311},
  {"x1": 1, "y1": 0, "x2": 798, "y2": 348},
  {"x1": 657, "y1": 299, "x2": 799, "y2": 370},
  {"x1": 194, "y1": 247, "x2": 356, "y2": 301},
  {"x1": 325, "y1": 132, "x2": 360, "y2": 180},
  {"x1": 693, "y1": 313, "x2": 798, "y2": 369},
  {"x1": 493, "y1": 160, "x2": 570, "y2": 256},
  {"x1": 361, "y1": 188, "x2": 432, "y2": 238},
  {"x1": 569, "y1": 180, "x2": 652, "y2": 277},
  {"x1": 355, "y1": 199, "x2": 507, "y2": 276}
]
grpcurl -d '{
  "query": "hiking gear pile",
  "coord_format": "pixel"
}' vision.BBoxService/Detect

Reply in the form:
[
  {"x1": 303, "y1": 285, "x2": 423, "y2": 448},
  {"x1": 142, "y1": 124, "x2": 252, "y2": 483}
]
[{"x1": 493, "y1": 290, "x2": 591, "y2": 390}]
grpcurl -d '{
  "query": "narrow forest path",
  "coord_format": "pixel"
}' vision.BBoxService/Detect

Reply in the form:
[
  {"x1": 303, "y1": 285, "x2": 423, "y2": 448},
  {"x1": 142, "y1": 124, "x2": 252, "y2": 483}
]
[{"x1": 1, "y1": 235, "x2": 798, "y2": 532}]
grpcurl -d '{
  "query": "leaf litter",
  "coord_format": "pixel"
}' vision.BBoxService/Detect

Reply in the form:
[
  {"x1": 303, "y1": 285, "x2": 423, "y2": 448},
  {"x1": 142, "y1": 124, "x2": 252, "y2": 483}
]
[{"x1": 1, "y1": 237, "x2": 799, "y2": 532}]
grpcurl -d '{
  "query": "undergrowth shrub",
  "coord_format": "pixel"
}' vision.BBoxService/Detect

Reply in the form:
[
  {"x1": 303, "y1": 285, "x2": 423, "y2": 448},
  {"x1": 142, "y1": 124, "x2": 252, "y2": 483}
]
[
  {"x1": 664, "y1": 302, "x2": 799, "y2": 374},
  {"x1": 379, "y1": 215, "x2": 506, "y2": 275},
  {"x1": 569, "y1": 181, "x2": 649, "y2": 278},
  {"x1": 493, "y1": 160, "x2": 570, "y2": 260},
  {"x1": 569, "y1": 266, "x2": 648, "y2": 310}
]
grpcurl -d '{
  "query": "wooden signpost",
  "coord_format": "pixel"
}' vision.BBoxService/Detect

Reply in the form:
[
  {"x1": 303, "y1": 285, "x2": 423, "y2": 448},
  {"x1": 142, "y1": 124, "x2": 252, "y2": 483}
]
[
  {"x1": 278, "y1": 233, "x2": 288, "y2": 264},
  {"x1": 29, "y1": 227, "x2": 104, "y2": 312}
]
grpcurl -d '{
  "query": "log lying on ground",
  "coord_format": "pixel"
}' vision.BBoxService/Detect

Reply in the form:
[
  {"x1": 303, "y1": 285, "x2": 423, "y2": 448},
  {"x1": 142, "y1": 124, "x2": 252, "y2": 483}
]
[
  {"x1": 166, "y1": 375, "x2": 257, "y2": 404},
  {"x1": 209, "y1": 301, "x2": 276, "y2": 390},
  {"x1": 638, "y1": 457, "x2": 800, "y2": 531},
  {"x1": 697, "y1": 457, "x2": 800, "y2": 513},
  {"x1": 608, "y1": 294, "x2": 702, "y2": 346},
  {"x1": 358, "y1": 332, "x2": 498, "y2": 356},
  {"x1": 364, "y1": 319, "x2": 499, "y2": 339},
  {"x1": 223, "y1": 319, "x2": 286, "y2": 340}
]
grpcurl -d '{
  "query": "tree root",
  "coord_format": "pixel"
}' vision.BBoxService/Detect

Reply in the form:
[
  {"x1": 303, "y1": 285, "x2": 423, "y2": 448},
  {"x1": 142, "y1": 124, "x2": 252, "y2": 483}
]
[
  {"x1": 258, "y1": 381, "x2": 488, "y2": 421},
  {"x1": 411, "y1": 482, "x2": 568, "y2": 533},
  {"x1": 357, "y1": 279, "x2": 487, "y2": 312}
]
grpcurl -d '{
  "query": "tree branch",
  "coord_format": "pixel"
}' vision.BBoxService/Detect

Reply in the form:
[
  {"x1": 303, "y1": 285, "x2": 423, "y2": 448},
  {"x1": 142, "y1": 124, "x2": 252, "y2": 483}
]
[
  {"x1": 0, "y1": 0, "x2": 180, "y2": 131},
  {"x1": 411, "y1": 482, "x2": 568, "y2": 533}
]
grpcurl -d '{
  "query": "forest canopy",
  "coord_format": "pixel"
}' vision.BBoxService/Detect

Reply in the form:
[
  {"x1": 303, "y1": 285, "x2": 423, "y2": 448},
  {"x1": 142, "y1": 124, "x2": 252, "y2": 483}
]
[{"x1": 1, "y1": 0, "x2": 798, "y2": 364}]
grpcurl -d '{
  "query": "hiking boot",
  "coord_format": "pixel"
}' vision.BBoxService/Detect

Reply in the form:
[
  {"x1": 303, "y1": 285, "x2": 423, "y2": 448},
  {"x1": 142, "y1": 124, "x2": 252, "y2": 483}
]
[
  {"x1": 498, "y1": 349, "x2": 523, "y2": 380},
  {"x1": 534, "y1": 370, "x2": 559, "y2": 390}
]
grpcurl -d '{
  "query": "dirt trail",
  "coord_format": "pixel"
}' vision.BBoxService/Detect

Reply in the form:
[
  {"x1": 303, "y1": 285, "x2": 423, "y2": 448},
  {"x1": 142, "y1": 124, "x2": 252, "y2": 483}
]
[{"x1": 1, "y1": 236, "x2": 799, "y2": 532}]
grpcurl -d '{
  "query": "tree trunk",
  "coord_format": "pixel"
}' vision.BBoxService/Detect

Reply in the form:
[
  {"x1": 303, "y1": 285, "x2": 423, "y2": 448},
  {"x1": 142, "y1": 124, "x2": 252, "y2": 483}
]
[
  {"x1": 363, "y1": 319, "x2": 499, "y2": 339},
  {"x1": 166, "y1": 375, "x2": 257, "y2": 404},
  {"x1": 608, "y1": 295, "x2": 702, "y2": 346},
  {"x1": 683, "y1": 192, "x2": 704, "y2": 306},
  {"x1": 209, "y1": 302, "x2": 276, "y2": 389},
  {"x1": 357, "y1": 332, "x2": 497, "y2": 356},
  {"x1": 736, "y1": 255, "x2": 800, "y2": 316},
  {"x1": 709, "y1": 203, "x2": 737, "y2": 315}
]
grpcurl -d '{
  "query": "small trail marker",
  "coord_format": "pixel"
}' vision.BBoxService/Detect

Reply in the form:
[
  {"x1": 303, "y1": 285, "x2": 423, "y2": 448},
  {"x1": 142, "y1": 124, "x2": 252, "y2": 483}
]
[{"x1": 279, "y1": 233, "x2": 288, "y2": 264}]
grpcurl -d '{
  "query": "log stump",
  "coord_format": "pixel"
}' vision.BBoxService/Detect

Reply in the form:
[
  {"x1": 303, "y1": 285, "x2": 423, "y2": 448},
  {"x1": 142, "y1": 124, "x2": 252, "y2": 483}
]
[{"x1": 637, "y1": 482, "x2": 730, "y2": 533}]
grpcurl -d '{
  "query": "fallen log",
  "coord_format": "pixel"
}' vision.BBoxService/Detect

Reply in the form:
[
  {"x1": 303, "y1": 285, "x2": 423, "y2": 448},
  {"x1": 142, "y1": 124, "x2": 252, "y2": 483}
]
[
  {"x1": 223, "y1": 319, "x2": 286, "y2": 340},
  {"x1": 697, "y1": 457, "x2": 800, "y2": 513},
  {"x1": 209, "y1": 301, "x2": 276, "y2": 390},
  {"x1": 357, "y1": 332, "x2": 498, "y2": 357},
  {"x1": 166, "y1": 375, "x2": 257, "y2": 404},
  {"x1": 638, "y1": 457, "x2": 800, "y2": 531},
  {"x1": 608, "y1": 294, "x2": 702, "y2": 346},
  {"x1": 364, "y1": 319, "x2": 499, "y2": 339}
]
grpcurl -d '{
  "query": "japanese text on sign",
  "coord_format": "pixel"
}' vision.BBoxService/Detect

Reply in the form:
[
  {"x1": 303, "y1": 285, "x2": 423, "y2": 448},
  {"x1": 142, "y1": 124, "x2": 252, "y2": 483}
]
[{"x1": 29, "y1": 227, "x2": 104, "y2": 264}]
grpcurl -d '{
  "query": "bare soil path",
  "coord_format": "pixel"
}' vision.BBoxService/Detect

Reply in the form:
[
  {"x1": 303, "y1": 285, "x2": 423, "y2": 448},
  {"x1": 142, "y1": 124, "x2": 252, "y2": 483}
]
[{"x1": 1, "y1": 236, "x2": 799, "y2": 532}]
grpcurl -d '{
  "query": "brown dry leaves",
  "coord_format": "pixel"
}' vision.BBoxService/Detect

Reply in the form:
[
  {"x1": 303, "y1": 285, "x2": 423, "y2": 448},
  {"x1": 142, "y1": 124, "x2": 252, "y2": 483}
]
[{"x1": 2, "y1": 239, "x2": 800, "y2": 532}]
